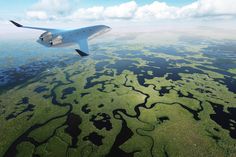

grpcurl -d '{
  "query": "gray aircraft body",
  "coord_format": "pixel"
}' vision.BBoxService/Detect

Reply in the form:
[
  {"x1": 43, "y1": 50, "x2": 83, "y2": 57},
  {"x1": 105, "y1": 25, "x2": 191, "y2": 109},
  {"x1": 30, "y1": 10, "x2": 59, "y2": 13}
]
[{"x1": 10, "y1": 20, "x2": 111, "y2": 56}]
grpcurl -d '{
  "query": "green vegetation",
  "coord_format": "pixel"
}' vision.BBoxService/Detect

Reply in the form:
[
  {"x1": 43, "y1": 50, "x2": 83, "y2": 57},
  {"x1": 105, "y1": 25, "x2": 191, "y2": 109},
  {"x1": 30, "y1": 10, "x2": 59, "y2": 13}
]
[{"x1": 0, "y1": 41, "x2": 236, "y2": 157}]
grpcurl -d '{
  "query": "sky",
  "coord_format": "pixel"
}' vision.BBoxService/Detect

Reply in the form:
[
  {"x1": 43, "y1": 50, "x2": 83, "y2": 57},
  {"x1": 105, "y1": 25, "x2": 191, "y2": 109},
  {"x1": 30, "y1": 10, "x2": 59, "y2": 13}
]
[
  {"x1": 1, "y1": 0, "x2": 196, "y2": 20},
  {"x1": 0, "y1": 0, "x2": 195, "y2": 12},
  {"x1": 0, "y1": 0, "x2": 236, "y2": 35}
]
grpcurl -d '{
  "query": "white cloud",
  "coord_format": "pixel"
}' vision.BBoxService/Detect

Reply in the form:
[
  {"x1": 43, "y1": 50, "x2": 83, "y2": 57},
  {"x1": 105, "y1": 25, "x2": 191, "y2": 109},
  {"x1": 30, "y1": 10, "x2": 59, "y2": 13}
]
[
  {"x1": 195, "y1": 0, "x2": 236, "y2": 16},
  {"x1": 69, "y1": 6, "x2": 104, "y2": 20},
  {"x1": 68, "y1": 1, "x2": 137, "y2": 20},
  {"x1": 26, "y1": 0, "x2": 236, "y2": 21},
  {"x1": 135, "y1": 0, "x2": 236, "y2": 20},
  {"x1": 104, "y1": 1, "x2": 137, "y2": 19},
  {"x1": 26, "y1": 11, "x2": 48, "y2": 20},
  {"x1": 26, "y1": 0, "x2": 78, "y2": 20},
  {"x1": 176, "y1": 2, "x2": 199, "y2": 18},
  {"x1": 173, "y1": 0, "x2": 236, "y2": 19},
  {"x1": 135, "y1": 1, "x2": 178, "y2": 20},
  {"x1": 31, "y1": 0, "x2": 71, "y2": 14}
]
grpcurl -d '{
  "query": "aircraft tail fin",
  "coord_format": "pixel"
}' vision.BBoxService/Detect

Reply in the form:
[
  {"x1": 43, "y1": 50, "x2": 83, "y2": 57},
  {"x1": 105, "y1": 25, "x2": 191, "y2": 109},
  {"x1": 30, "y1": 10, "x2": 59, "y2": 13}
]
[
  {"x1": 10, "y1": 20, "x2": 23, "y2": 27},
  {"x1": 75, "y1": 49, "x2": 89, "y2": 57},
  {"x1": 78, "y1": 39, "x2": 89, "y2": 53},
  {"x1": 76, "y1": 39, "x2": 89, "y2": 57}
]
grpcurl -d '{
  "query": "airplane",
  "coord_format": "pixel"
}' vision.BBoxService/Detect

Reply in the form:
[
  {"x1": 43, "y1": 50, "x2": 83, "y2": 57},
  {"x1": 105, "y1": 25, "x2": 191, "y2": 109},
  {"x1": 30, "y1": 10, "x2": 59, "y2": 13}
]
[{"x1": 10, "y1": 20, "x2": 111, "y2": 57}]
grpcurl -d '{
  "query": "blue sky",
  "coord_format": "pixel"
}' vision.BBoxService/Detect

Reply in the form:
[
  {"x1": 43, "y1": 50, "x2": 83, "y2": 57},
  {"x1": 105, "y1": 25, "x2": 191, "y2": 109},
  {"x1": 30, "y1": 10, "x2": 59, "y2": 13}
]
[
  {"x1": 0, "y1": 0, "x2": 195, "y2": 16},
  {"x1": 0, "y1": 0, "x2": 195, "y2": 9}
]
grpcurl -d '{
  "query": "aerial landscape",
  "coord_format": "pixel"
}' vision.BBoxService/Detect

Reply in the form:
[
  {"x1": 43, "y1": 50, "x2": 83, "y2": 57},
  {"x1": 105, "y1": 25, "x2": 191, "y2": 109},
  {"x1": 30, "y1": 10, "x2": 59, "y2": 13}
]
[{"x1": 0, "y1": 0, "x2": 236, "y2": 157}]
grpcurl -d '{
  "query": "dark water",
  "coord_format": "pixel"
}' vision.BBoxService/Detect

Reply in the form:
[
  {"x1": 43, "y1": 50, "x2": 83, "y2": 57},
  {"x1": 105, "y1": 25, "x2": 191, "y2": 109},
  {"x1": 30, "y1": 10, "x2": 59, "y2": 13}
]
[
  {"x1": 98, "y1": 104, "x2": 104, "y2": 108},
  {"x1": 84, "y1": 46, "x2": 236, "y2": 102},
  {"x1": 197, "y1": 65, "x2": 236, "y2": 93},
  {"x1": 83, "y1": 50, "x2": 208, "y2": 96},
  {"x1": 159, "y1": 86, "x2": 172, "y2": 96},
  {"x1": 203, "y1": 42, "x2": 236, "y2": 61},
  {"x1": 216, "y1": 77, "x2": 236, "y2": 94},
  {"x1": 201, "y1": 42, "x2": 236, "y2": 94},
  {"x1": 96, "y1": 61, "x2": 110, "y2": 71},
  {"x1": 209, "y1": 101, "x2": 236, "y2": 139},
  {"x1": 81, "y1": 92, "x2": 90, "y2": 97},
  {"x1": 0, "y1": 57, "x2": 79, "y2": 93},
  {"x1": 61, "y1": 87, "x2": 76, "y2": 99},
  {"x1": 34, "y1": 86, "x2": 49, "y2": 93},
  {"x1": 157, "y1": 116, "x2": 170, "y2": 124},
  {"x1": 146, "y1": 46, "x2": 186, "y2": 56},
  {"x1": 5, "y1": 97, "x2": 35, "y2": 121},
  {"x1": 90, "y1": 113, "x2": 113, "y2": 131},
  {"x1": 83, "y1": 132, "x2": 104, "y2": 146},
  {"x1": 81, "y1": 104, "x2": 91, "y2": 114},
  {"x1": 106, "y1": 56, "x2": 205, "y2": 87},
  {"x1": 106, "y1": 110, "x2": 137, "y2": 157},
  {"x1": 64, "y1": 113, "x2": 82, "y2": 148}
]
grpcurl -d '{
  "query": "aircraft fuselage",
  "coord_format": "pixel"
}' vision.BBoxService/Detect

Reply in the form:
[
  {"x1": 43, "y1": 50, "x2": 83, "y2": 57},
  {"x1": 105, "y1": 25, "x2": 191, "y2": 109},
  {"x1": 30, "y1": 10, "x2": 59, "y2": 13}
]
[
  {"x1": 10, "y1": 20, "x2": 111, "y2": 56},
  {"x1": 37, "y1": 25, "x2": 111, "y2": 47}
]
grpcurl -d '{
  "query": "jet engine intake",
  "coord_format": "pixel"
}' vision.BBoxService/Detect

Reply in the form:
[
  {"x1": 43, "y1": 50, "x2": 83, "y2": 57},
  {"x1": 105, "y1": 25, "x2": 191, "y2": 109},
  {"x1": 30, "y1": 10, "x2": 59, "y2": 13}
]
[
  {"x1": 49, "y1": 35, "x2": 63, "y2": 46},
  {"x1": 39, "y1": 32, "x2": 52, "y2": 42}
]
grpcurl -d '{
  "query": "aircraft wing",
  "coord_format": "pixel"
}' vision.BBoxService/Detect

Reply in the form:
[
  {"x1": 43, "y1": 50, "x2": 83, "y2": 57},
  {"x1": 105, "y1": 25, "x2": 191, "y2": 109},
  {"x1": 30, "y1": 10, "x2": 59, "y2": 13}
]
[
  {"x1": 10, "y1": 20, "x2": 60, "y2": 32},
  {"x1": 75, "y1": 39, "x2": 89, "y2": 57}
]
